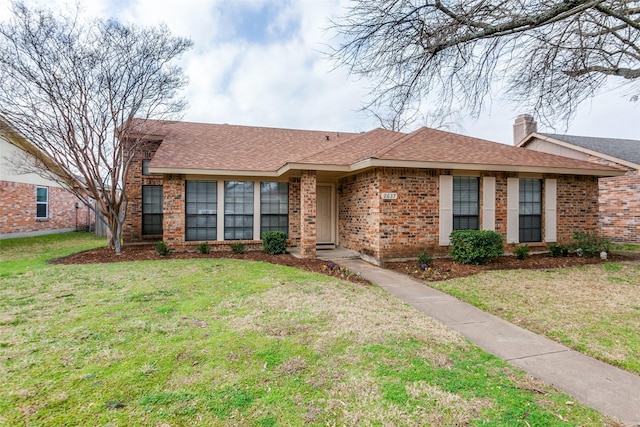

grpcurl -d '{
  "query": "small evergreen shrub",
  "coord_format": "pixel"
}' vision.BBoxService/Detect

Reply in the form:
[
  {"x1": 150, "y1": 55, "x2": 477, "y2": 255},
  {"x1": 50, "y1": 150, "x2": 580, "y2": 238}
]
[
  {"x1": 449, "y1": 230, "x2": 504, "y2": 265},
  {"x1": 514, "y1": 244, "x2": 530, "y2": 260},
  {"x1": 230, "y1": 242, "x2": 245, "y2": 254},
  {"x1": 155, "y1": 241, "x2": 170, "y2": 256},
  {"x1": 417, "y1": 251, "x2": 433, "y2": 270},
  {"x1": 548, "y1": 244, "x2": 563, "y2": 258},
  {"x1": 197, "y1": 242, "x2": 210, "y2": 254},
  {"x1": 573, "y1": 232, "x2": 610, "y2": 258},
  {"x1": 262, "y1": 231, "x2": 287, "y2": 255}
]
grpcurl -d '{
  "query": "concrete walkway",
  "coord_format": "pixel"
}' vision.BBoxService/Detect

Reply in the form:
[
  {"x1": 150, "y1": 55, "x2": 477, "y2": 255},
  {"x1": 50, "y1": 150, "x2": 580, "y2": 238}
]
[{"x1": 337, "y1": 258, "x2": 640, "y2": 426}]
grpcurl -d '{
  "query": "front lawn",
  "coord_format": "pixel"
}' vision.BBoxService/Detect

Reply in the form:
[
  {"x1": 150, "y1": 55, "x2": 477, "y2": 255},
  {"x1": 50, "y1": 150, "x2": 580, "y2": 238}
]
[
  {"x1": 429, "y1": 262, "x2": 640, "y2": 375},
  {"x1": 0, "y1": 233, "x2": 620, "y2": 426}
]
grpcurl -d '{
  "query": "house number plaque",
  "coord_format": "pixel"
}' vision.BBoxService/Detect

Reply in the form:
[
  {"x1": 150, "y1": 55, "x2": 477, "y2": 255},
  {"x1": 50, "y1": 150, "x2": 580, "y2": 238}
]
[{"x1": 381, "y1": 192, "x2": 398, "y2": 200}]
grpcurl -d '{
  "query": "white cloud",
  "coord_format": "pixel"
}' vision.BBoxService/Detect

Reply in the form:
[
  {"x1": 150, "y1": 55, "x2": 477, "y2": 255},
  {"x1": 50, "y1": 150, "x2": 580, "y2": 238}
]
[{"x1": 0, "y1": 0, "x2": 637, "y2": 141}]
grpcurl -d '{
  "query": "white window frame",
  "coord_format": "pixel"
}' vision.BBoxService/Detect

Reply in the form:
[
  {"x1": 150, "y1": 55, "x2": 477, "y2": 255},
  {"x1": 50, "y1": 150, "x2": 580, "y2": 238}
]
[{"x1": 36, "y1": 186, "x2": 48, "y2": 219}]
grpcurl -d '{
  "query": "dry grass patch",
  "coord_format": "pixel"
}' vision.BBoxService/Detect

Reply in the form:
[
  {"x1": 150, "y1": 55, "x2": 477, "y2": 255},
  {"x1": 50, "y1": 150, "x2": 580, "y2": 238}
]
[
  {"x1": 431, "y1": 262, "x2": 640, "y2": 374},
  {"x1": 0, "y1": 234, "x2": 624, "y2": 426}
]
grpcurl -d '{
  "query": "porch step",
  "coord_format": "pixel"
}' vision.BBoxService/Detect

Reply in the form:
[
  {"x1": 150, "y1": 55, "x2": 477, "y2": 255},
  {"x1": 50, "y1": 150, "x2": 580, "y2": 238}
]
[{"x1": 316, "y1": 243, "x2": 336, "y2": 250}]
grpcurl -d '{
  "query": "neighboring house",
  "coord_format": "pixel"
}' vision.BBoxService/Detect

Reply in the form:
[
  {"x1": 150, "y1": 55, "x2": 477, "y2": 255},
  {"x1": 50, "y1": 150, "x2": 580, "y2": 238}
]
[
  {"x1": 514, "y1": 114, "x2": 639, "y2": 244},
  {"x1": 122, "y1": 119, "x2": 623, "y2": 263},
  {"x1": 0, "y1": 119, "x2": 93, "y2": 239}
]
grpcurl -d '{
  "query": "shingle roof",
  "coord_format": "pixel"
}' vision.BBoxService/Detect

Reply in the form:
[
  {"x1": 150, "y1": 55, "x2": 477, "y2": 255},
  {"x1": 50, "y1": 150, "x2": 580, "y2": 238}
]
[
  {"x1": 539, "y1": 133, "x2": 640, "y2": 167},
  {"x1": 298, "y1": 128, "x2": 406, "y2": 165},
  {"x1": 132, "y1": 119, "x2": 621, "y2": 176},
  {"x1": 145, "y1": 120, "x2": 358, "y2": 172},
  {"x1": 376, "y1": 127, "x2": 617, "y2": 171}
]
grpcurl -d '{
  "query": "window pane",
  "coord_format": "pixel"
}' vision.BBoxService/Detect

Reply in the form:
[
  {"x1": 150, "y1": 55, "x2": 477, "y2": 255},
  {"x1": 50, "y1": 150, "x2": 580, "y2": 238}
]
[
  {"x1": 185, "y1": 180, "x2": 217, "y2": 241},
  {"x1": 36, "y1": 187, "x2": 48, "y2": 219},
  {"x1": 142, "y1": 185, "x2": 163, "y2": 235},
  {"x1": 36, "y1": 203, "x2": 47, "y2": 218},
  {"x1": 452, "y1": 177, "x2": 479, "y2": 230},
  {"x1": 36, "y1": 187, "x2": 48, "y2": 203},
  {"x1": 519, "y1": 179, "x2": 542, "y2": 242},
  {"x1": 225, "y1": 181, "x2": 253, "y2": 240},
  {"x1": 142, "y1": 160, "x2": 151, "y2": 176},
  {"x1": 260, "y1": 182, "x2": 288, "y2": 236}
]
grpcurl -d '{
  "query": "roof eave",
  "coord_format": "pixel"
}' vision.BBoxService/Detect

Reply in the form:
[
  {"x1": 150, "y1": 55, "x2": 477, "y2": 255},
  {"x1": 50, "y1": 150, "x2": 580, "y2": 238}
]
[
  {"x1": 149, "y1": 167, "x2": 281, "y2": 177},
  {"x1": 152, "y1": 158, "x2": 624, "y2": 178},
  {"x1": 358, "y1": 159, "x2": 625, "y2": 177}
]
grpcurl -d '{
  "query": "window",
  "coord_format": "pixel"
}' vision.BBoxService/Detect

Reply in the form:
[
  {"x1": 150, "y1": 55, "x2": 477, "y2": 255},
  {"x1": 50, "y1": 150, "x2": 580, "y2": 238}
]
[
  {"x1": 36, "y1": 187, "x2": 48, "y2": 219},
  {"x1": 260, "y1": 182, "x2": 288, "y2": 237},
  {"x1": 142, "y1": 186, "x2": 163, "y2": 236},
  {"x1": 142, "y1": 160, "x2": 151, "y2": 176},
  {"x1": 224, "y1": 181, "x2": 254, "y2": 240},
  {"x1": 519, "y1": 178, "x2": 542, "y2": 242},
  {"x1": 453, "y1": 177, "x2": 479, "y2": 230},
  {"x1": 185, "y1": 180, "x2": 217, "y2": 241}
]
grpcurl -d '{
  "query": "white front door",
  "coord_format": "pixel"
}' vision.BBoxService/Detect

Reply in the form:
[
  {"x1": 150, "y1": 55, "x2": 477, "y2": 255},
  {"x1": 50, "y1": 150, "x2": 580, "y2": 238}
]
[{"x1": 316, "y1": 184, "x2": 334, "y2": 244}]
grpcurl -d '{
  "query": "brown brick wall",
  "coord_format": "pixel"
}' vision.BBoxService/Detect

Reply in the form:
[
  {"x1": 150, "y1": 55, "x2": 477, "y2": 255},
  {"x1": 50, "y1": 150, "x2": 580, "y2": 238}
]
[
  {"x1": 162, "y1": 174, "x2": 186, "y2": 247},
  {"x1": 377, "y1": 168, "x2": 442, "y2": 260},
  {"x1": 338, "y1": 169, "x2": 380, "y2": 258},
  {"x1": 599, "y1": 170, "x2": 640, "y2": 244},
  {"x1": 493, "y1": 173, "x2": 511, "y2": 237},
  {"x1": 123, "y1": 141, "x2": 163, "y2": 242},
  {"x1": 555, "y1": 174, "x2": 600, "y2": 243},
  {"x1": 338, "y1": 168, "x2": 600, "y2": 262},
  {"x1": 288, "y1": 177, "x2": 301, "y2": 246},
  {"x1": 0, "y1": 180, "x2": 92, "y2": 237},
  {"x1": 300, "y1": 171, "x2": 317, "y2": 258}
]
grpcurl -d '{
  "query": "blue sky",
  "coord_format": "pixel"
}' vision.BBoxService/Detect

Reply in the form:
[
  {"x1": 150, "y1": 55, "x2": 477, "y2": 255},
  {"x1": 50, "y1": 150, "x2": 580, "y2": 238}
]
[{"x1": 2, "y1": 0, "x2": 638, "y2": 144}]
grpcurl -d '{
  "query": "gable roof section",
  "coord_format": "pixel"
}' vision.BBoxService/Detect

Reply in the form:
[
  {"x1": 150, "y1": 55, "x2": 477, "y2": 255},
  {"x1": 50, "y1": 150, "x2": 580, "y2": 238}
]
[
  {"x1": 0, "y1": 117, "x2": 73, "y2": 183},
  {"x1": 530, "y1": 133, "x2": 640, "y2": 169},
  {"x1": 146, "y1": 120, "x2": 358, "y2": 175},
  {"x1": 356, "y1": 127, "x2": 623, "y2": 175},
  {"x1": 138, "y1": 119, "x2": 623, "y2": 177}
]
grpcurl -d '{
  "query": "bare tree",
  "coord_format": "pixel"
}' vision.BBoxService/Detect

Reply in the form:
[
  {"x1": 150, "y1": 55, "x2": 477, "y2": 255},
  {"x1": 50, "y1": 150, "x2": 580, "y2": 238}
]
[
  {"x1": 331, "y1": 0, "x2": 640, "y2": 128},
  {"x1": 0, "y1": 2, "x2": 192, "y2": 253}
]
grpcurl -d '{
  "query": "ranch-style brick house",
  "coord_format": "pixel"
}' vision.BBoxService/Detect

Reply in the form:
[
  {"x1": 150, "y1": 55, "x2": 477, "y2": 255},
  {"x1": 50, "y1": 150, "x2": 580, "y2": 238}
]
[
  {"x1": 514, "y1": 114, "x2": 640, "y2": 244},
  {"x1": 122, "y1": 119, "x2": 623, "y2": 263}
]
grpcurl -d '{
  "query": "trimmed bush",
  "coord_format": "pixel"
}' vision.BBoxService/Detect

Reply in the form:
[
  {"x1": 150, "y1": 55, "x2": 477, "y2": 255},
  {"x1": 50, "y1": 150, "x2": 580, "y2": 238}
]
[
  {"x1": 155, "y1": 241, "x2": 170, "y2": 256},
  {"x1": 449, "y1": 230, "x2": 504, "y2": 265},
  {"x1": 514, "y1": 244, "x2": 530, "y2": 260},
  {"x1": 262, "y1": 231, "x2": 287, "y2": 255},
  {"x1": 230, "y1": 242, "x2": 245, "y2": 254},
  {"x1": 197, "y1": 242, "x2": 210, "y2": 254},
  {"x1": 548, "y1": 243, "x2": 563, "y2": 258}
]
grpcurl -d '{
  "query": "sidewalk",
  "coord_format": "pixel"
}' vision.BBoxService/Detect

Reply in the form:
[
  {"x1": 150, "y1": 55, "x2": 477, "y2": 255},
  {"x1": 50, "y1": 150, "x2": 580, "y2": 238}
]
[{"x1": 337, "y1": 258, "x2": 640, "y2": 426}]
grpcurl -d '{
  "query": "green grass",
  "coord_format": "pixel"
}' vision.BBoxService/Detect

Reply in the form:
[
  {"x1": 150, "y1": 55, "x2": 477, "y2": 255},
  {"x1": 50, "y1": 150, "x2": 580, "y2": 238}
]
[
  {"x1": 430, "y1": 263, "x2": 640, "y2": 375},
  {"x1": 611, "y1": 243, "x2": 640, "y2": 253},
  {"x1": 0, "y1": 231, "x2": 105, "y2": 275},
  {"x1": 0, "y1": 234, "x2": 621, "y2": 426}
]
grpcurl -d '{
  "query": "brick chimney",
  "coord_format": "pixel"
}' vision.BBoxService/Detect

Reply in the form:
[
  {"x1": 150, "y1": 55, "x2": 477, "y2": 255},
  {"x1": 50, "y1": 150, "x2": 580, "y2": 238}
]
[{"x1": 513, "y1": 114, "x2": 537, "y2": 145}]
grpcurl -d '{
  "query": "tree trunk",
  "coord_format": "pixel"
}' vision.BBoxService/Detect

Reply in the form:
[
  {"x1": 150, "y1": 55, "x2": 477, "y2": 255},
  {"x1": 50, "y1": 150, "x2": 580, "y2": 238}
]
[{"x1": 104, "y1": 211, "x2": 123, "y2": 254}]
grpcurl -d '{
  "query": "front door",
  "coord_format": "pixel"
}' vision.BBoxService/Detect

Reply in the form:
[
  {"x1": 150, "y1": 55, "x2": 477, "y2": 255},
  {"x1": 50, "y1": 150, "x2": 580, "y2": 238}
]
[{"x1": 316, "y1": 184, "x2": 334, "y2": 244}]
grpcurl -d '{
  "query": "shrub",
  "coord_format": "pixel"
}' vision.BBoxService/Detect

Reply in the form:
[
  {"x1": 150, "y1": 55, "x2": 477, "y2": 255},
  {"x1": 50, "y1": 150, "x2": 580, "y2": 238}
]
[
  {"x1": 262, "y1": 231, "x2": 287, "y2": 255},
  {"x1": 417, "y1": 251, "x2": 433, "y2": 270},
  {"x1": 230, "y1": 242, "x2": 245, "y2": 254},
  {"x1": 197, "y1": 242, "x2": 210, "y2": 254},
  {"x1": 449, "y1": 230, "x2": 504, "y2": 265},
  {"x1": 548, "y1": 244, "x2": 563, "y2": 258},
  {"x1": 155, "y1": 241, "x2": 170, "y2": 256},
  {"x1": 514, "y1": 244, "x2": 530, "y2": 260},
  {"x1": 573, "y1": 232, "x2": 611, "y2": 258}
]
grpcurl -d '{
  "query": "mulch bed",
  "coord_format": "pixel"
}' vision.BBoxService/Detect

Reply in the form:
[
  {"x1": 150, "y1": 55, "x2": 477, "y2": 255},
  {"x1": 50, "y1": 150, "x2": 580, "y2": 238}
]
[
  {"x1": 49, "y1": 244, "x2": 371, "y2": 284},
  {"x1": 383, "y1": 252, "x2": 634, "y2": 282},
  {"x1": 50, "y1": 244, "x2": 638, "y2": 284}
]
